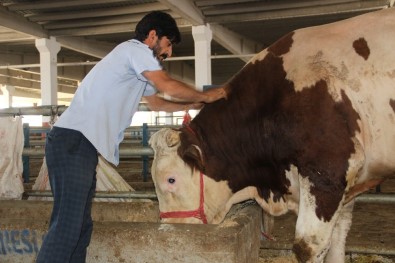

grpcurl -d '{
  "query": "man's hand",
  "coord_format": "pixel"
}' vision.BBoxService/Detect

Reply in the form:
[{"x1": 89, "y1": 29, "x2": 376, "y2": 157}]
[
  {"x1": 143, "y1": 70, "x2": 227, "y2": 103},
  {"x1": 203, "y1": 87, "x2": 227, "y2": 103}
]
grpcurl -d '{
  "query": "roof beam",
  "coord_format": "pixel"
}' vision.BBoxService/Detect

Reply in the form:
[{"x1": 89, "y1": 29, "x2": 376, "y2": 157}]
[
  {"x1": 158, "y1": 0, "x2": 205, "y2": 25},
  {"x1": 26, "y1": 3, "x2": 167, "y2": 22},
  {"x1": 6, "y1": 0, "x2": 134, "y2": 11},
  {"x1": 12, "y1": 87, "x2": 73, "y2": 104},
  {"x1": 51, "y1": 23, "x2": 137, "y2": 37},
  {"x1": 210, "y1": 24, "x2": 261, "y2": 62},
  {"x1": 56, "y1": 36, "x2": 114, "y2": 58},
  {"x1": 0, "y1": 31, "x2": 34, "y2": 43},
  {"x1": 195, "y1": 0, "x2": 261, "y2": 6},
  {"x1": 42, "y1": 11, "x2": 184, "y2": 30},
  {"x1": 0, "y1": 5, "x2": 114, "y2": 59},
  {"x1": 0, "y1": 5, "x2": 48, "y2": 38},
  {"x1": 43, "y1": 13, "x2": 147, "y2": 30},
  {"x1": 159, "y1": 0, "x2": 261, "y2": 62},
  {"x1": 206, "y1": 0, "x2": 389, "y2": 23},
  {"x1": 48, "y1": 17, "x2": 190, "y2": 37}
]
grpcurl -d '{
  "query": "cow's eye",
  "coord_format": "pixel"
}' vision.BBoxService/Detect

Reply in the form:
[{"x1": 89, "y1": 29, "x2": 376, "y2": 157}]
[{"x1": 168, "y1": 178, "x2": 176, "y2": 184}]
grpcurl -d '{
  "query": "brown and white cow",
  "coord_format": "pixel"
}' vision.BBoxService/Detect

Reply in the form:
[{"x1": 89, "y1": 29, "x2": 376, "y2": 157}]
[{"x1": 149, "y1": 8, "x2": 395, "y2": 263}]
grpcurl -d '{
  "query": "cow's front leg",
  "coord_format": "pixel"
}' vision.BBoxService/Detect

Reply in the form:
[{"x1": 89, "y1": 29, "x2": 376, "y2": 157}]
[
  {"x1": 325, "y1": 199, "x2": 355, "y2": 263},
  {"x1": 293, "y1": 177, "x2": 341, "y2": 263},
  {"x1": 212, "y1": 186, "x2": 258, "y2": 224}
]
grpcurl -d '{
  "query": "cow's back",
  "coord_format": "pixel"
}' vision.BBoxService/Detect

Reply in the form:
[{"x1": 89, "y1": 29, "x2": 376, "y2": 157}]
[{"x1": 265, "y1": 8, "x2": 395, "y2": 183}]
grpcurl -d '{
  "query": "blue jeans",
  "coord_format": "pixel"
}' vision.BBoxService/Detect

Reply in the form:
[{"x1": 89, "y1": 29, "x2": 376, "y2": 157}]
[{"x1": 36, "y1": 127, "x2": 98, "y2": 263}]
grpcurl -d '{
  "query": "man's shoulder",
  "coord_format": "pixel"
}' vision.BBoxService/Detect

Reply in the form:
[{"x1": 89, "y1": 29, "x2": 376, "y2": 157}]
[
  {"x1": 111, "y1": 39, "x2": 150, "y2": 55},
  {"x1": 122, "y1": 39, "x2": 147, "y2": 49}
]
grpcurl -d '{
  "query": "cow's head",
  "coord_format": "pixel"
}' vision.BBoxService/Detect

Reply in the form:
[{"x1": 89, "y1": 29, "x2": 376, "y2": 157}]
[{"x1": 149, "y1": 128, "x2": 232, "y2": 224}]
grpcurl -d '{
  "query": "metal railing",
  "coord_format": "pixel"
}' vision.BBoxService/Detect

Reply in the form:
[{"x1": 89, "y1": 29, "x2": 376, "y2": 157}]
[
  {"x1": 21, "y1": 123, "x2": 179, "y2": 183},
  {"x1": 0, "y1": 105, "x2": 179, "y2": 183}
]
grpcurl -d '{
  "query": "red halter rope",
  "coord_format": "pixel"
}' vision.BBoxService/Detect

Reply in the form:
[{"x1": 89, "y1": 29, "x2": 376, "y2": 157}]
[
  {"x1": 182, "y1": 109, "x2": 196, "y2": 136},
  {"x1": 159, "y1": 171, "x2": 208, "y2": 224}
]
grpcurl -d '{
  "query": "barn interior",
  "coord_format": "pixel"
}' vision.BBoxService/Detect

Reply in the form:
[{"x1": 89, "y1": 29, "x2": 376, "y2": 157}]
[{"x1": 0, "y1": 1, "x2": 394, "y2": 262}]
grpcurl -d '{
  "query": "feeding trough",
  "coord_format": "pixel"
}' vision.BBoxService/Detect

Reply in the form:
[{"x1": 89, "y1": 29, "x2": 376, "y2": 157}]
[{"x1": 0, "y1": 199, "x2": 262, "y2": 263}]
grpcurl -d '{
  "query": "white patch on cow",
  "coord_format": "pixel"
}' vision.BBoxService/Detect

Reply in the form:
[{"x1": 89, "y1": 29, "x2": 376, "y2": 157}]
[
  {"x1": 154, "y1": 157, "x2": 201, "y2": 212},
  {"x1": 150, "y1": 128, "x2": 234, "y2": 224},
  {"x1": 150, "y1": 129, "x2": 202, "y2": 220},
  {"x1": 282, "y1": 8, "x2": 395, "y2": 108},
  {"x1": 255, "y1": 190, "x2": 289, "y2": 217},
  {"x1": 284, "y1": 48, "x2": 348, "y2": 102},
  {"x1": 249, "y1": 50, "x2": 269, "y2": 65},
  {"x1": 204, "y1": 175, "x2": 233, "y2": 224},
  {"x1": 296, "y1": 175, "x2": 339, "y2": 263},
  {"x1": 284, "y1": 165, "x2": 300, "y2": 214},
  {"x1": 326, "y1": 200, "x2": 355, "y2": 262},
  {"x1": 344, "y1": 137, "x2": 365, "y2": 193}
]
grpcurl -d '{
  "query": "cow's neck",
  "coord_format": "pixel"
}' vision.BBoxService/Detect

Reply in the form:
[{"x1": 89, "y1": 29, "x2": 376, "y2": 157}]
[{"x1": 199, "y1": 171, "x2": 233, "y2": 223}]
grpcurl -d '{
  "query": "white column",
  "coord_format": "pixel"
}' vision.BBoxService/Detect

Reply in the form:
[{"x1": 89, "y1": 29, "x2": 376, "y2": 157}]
[
  {"x1": 0, "y1": 84, "x2": 15, "y2": 108},
  {"x1": 163, "y1": 94, "x2": 173, "y2": 125},
  {"x1": 35, "y1": 37, "x2": 61, "y2": 106},
  {"x1": 35, "y1": 37, "x2": 61, "y2": 125},
  {"x1": 192, "y1": 25, "x2": 212, "y2": 90}
]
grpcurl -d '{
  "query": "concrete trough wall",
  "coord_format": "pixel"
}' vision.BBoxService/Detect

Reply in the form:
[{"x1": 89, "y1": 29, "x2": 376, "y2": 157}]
[{"x1": 0, "y1": 200, "x2": 262, "y2": 263}]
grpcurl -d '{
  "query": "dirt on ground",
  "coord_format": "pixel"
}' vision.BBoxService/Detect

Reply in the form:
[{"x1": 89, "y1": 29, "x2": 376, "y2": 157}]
[{"x1": 258, "y1": 255, "x2": 395, "y2": 263}]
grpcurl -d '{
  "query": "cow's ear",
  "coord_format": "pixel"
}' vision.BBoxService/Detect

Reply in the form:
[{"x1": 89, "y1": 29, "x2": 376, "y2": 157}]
[
  {"x1": 166, "y1": 129, "x2": 180, "y2": 147},
  {"x1": 182, "y1": 144, "x2": 205, "y2": 172},
  {"x1": 149, "y1": 128, "x2": 180, "y2": 151}
]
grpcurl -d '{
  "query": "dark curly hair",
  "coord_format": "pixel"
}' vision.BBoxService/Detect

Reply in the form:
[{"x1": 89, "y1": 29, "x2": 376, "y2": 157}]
[{"x1": 134, "y1": 11, "x2": 181, "y2": 44}]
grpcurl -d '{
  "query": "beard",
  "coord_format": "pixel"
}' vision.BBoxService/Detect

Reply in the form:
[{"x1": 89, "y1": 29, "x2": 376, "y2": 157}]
[{"x1": 152, "y1": 40, "x2": 168, "y2": 61}]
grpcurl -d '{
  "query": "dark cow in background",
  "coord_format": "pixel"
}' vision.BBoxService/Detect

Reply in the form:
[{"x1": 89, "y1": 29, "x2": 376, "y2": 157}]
[{"x1": 149, "y1": 8, "x2": 395, "y2": 263}]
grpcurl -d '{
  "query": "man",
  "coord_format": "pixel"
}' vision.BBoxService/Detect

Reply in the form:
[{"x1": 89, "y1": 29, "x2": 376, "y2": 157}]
[{"x1": 36, "y1": 11, "x2": 226, "y2": 263}]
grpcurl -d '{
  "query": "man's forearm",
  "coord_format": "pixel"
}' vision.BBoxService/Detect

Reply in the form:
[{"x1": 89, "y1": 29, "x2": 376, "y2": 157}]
[
  {"x1": 160, "y1": 79, "x2": 207, "y2": 102},
  {"x1": 144, "y1": 95, "x2": 202, "y2": 112}
]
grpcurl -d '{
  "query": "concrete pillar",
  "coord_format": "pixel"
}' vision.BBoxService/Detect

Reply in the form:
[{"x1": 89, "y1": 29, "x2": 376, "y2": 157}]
[
  {"x1": 162, "y1": 93, "x2": 173, "y2": 125},
  {"x1": 192, "y1": 25, "x2": 212, "y2": 90},
  {"x1": 35, "y1": 37, "x2": 61, "y2": 125},
  {"x1": 35, "y1": 37, "x2": 61, "y2": 106},
  {"x1": 0, "y1": 84, "x2": 15, "y2": 108}
]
